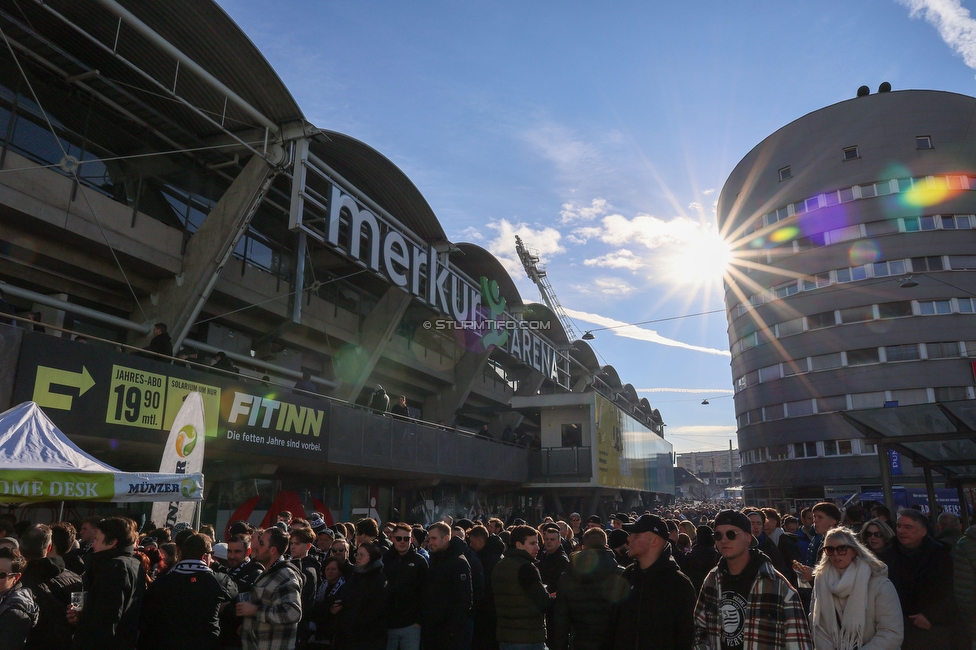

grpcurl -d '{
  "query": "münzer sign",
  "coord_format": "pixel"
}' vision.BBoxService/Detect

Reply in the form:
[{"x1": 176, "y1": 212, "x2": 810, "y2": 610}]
[{"x1": 292, "y1": 177, "x2": 567, "y2": 384}]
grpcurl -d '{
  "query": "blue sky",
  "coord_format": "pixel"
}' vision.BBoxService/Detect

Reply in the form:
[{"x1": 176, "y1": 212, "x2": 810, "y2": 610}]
[{"x1": 219, "y1": 0, "x2": 976, "y2": 454}]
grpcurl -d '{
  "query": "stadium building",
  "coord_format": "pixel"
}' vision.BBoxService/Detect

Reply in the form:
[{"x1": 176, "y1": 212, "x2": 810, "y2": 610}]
[{"x1": 0, "y1": 0, "x2": 673, "y2": 527}]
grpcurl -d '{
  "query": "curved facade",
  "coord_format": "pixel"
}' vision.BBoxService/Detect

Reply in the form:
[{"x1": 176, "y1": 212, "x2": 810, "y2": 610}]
[{"x1": 718, "y1": 88, "x2": 976, "y2": 508}]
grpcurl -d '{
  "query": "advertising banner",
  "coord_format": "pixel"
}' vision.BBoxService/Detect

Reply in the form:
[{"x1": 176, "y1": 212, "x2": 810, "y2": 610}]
[
  {"x1": 151, "y1": 392, "x2": 206, "y2": 527},
  {"x1": 11, "y1": 333, "x2": 329, "y2": 461},
  {"x1": 0, "y1": 469, "x2": 202, "y2": 503}
]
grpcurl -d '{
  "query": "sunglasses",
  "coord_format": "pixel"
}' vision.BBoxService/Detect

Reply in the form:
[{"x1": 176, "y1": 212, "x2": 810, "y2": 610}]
[
  {"x1": 393, "y1": 536, "x2": 411, "y2": 542},
  {"x1": 865, "y1": 531, "x2": 885, "y2": 539},
  {"x1": 824, "y1": 545, "x2": 852, "y2": 556},
  {"x1": 330, "y1": 548, "x2": 345, "y2": 553},
  {"x1": 0, "y1": 571, "x2": 20, "y2": 580},
  {"x1": 712, "y1": 530, "x2": 743, "y2": 541}
]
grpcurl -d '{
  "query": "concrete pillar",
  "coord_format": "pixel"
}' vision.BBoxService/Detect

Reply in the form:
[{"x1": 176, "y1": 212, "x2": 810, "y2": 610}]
[
  {"x1": 423, "y1": 347, "x2": 493, "y2": 426},
  {"x1": 135, "y1": 154, "x2": 276, "y2": 348},
  {"x1": 331, "y1": 285, "x2": 413, "y2": 402}
]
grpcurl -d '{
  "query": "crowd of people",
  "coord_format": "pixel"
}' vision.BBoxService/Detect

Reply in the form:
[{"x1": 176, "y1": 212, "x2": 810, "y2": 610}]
[{"x1": 0, "y1": 501, "x2": 972, "y2": 650}]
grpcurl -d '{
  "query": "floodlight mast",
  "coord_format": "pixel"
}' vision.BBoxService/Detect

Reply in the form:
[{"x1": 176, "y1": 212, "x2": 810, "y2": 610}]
[{"x1": 515, "y1": 236, "x2": 579, "y2": 341}]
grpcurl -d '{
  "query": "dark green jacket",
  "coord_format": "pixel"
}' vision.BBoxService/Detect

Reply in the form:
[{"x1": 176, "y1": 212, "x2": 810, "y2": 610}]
[{"x1": 492, "y1": 548, "x2": 549, "y2": 643}]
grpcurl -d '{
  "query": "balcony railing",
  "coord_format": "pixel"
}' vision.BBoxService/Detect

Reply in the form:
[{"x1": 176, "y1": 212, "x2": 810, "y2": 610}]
[{"x1": 528, "y1": 446, "x2": 592, "y2": 483}]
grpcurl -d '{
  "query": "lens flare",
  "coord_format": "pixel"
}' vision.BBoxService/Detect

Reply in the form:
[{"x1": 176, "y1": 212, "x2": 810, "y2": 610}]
[
  {"x1": 665, "y1": 229, "x2": 732, "y2": 285},
  {"x1": 769, "y1": 226, "x2": 799, "y2": 243},
  {"x1": 849, "y1": 240, "x2": 880, "y2": 266},
  {"x1": 901, "y1": 180, "x2": 954, "y2": 208}
]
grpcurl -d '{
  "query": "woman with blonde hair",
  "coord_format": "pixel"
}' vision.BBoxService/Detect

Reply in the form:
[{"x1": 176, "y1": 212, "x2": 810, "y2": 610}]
[
  {"x1": 857, "y1": 518, "x2": 894, "y2": 554},
  {"x1": 810, "y1": 527, "x2": 902, "y2": 650}
]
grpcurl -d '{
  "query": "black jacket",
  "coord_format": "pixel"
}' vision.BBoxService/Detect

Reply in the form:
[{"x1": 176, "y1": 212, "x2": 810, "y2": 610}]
[
  {"x1": 880, "y1": 536, "x2": 958, "y2": 641},
  {"x1": 338, "y1": 559, "x2": 388, "y2": 650},
  {"x1": 145, "y1": 333, "x2": 173, "y2": 359},
  {"x1": 683, "y1": 542, "x2": 719, "y2": 592},
  {"x1": 423, "y1": 537, "x2": 472, "y2": 650},
  {"x1": 72, "y1": 545, "x2": 146, "y2": 650},
  {"x1": 459, "y1": 542, "x2": 485, "y2": 608},
  {"x1": 538, "y1": 546, "x2": 570, "y2": 591},
  {"x1": 216, "y1": 558, "x2": 263, "y2": 647},
  {"x1": 383, "y1": 547, "x2": 427, "y2": 628},
  {"x1": 0, "y1": 584, "x2": 39, "y2": 650},
  {"x1": 608, "y1": 545, "x2": 696, "y2": 650},
  {"x1": 551, "y1": 547, "x2": 627, "y2": 650},
  {"x1": 20, "y1": 557, "x2": 82, "y2": 650},
  {"x1": 139, "y1": 560, "x2": 237, "y2": 650},
  {"x1": 472, "y1": 535, "x2": 504, "y2": 650}
]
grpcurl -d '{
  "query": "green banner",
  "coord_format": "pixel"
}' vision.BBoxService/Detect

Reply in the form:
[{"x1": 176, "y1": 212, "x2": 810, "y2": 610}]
[{"x1": 0, "y1": 470, "x2": 115, "y2": 502}]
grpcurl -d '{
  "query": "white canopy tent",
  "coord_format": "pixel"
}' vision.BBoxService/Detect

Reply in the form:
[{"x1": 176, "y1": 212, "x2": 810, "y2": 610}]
[{"x1": 0, "y1": 401, "x2": 203, "y2": 503}]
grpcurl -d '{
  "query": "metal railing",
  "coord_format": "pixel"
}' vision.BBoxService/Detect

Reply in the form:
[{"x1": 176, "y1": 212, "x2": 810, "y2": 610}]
[{"x1": 528, "y1": 446, "x2": 592, "y2": 482}]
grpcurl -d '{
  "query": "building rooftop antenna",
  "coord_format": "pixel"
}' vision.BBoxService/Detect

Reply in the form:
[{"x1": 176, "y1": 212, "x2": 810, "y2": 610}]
[{"x1": 515, "y1": 235, "x2": 579, "y2": 341}]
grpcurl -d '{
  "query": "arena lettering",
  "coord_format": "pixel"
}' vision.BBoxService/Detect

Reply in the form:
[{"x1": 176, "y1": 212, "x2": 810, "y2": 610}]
[{"x1": 322, "y1": 183, "x2": 563, "y2": 381}]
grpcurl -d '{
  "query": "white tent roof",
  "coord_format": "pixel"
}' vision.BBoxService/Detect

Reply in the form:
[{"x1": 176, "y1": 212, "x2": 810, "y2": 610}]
[{"x1": 0, "y1": 401, "x2": 120, "y2": 472}]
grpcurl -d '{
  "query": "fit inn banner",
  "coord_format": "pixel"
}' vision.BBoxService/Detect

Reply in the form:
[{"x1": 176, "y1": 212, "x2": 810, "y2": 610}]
[{"x1": 151, "y1": 392, "x2": 206, "y2": 528}]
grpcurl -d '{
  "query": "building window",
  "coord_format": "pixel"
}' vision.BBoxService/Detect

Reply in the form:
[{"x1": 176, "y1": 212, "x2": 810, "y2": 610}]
[
  {"x1": 903, "y1": 216, "x2": 937, "y2": 231},
  {"x1": 824, "y1": 440, "x2": 838, "y2": 456},
  {"x1": 802, "y1": 273, "x2": 830, "y2": 291},
  {"x1": 836, "y1": 266, "x2": 867, "y2": 283},
  {"x1": 786, "y1": 400, "x2": 813, "y2": 417},
  {"x1": 861, "y1": 441, "x2": 878, "y2": 454},
  {"x1": 838, "y1": 440, "x2": 854, "y2": 455},
  {"x1": 807, "y1": 311, "x2": 837, "y2": 330},
  {"x1": 935, "y1": 386, "x2": 969, "y2": 401},
  {"x1": 885, "y1": 344, "x2": 920, "y2": 362},
  {"x1": 872, "y1": 260, "x2": 906, "y2": 277},
  {"x1": 911, "y1": 256, "x2": 943, "y2": 272},
  {"x1": 811, "y1": 352, "x2": 843, "y2": 371},
  {"x1": 759, "y1": 364, "x2": 782, "y2": 383},
  {"x1": 847, "y1": 348, "x2": 880, "y2": 366},
  {"x1": 916, "y1": 135, "x2": 932, "y2": 149},
  {"x1": 926, "y1": 341, "x2": 961, "y2": 358},
  {"x1": 958, "y1": 299, "x2": 976, "y2": 313},
  {"x1": 942, "y1": 215, "x2": 971, "y2": 229},
  {"x1": 778, "y1": 166, "x2": 792, "y2": 181},
  {"x1": 839, "y1": 305, "x2": 874, "y2": 324},
  {"x1": 878, "y1": 301, "x2": 913, "y2": 319},
  {"x1": 817, "y1": 395, "x2": 848, "y2": 412},
  {"x1": 918, "y1": 300, "x2": 952, "y2": 315},
  {"x1": 776, "y1": 318, "x2": 804, "y2": 338},
  {"x1": 949, "y1": 255, "x2": 976, "y2": 270},
  {"x1": 843, "y1": 146, "x2": 860, "y2": 160}
]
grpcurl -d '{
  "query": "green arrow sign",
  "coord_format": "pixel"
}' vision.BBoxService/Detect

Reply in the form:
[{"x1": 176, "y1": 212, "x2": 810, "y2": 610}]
[{"x1": 32, "y1": 365, "x2": 95, "y2": 411}]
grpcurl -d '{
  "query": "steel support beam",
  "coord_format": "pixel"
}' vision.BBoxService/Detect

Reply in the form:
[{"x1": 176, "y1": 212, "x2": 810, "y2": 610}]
[
  {"x1": 137, "y1": 154, "x2": 276, "y2": 349},
  {"x1": 958, "y1": 482, "x2": 971, "y2": 529},
  {"x1": 331, "y1": 285, "x2": 413, "y2": 402},
  {"x1": 924, "y1": 466, "x2": 939, "y2": 525},
  {"x1": 423, "y1": 348, "x2": 494, "y2": 426},
  {"x1": 877, "y1": 442, "x2": 896, "y2": 516}
]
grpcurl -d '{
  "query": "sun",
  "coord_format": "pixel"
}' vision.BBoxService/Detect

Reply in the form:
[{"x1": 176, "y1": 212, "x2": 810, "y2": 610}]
[{"x1": 664, "y1": 229, "x2": 733, "y2": 286}]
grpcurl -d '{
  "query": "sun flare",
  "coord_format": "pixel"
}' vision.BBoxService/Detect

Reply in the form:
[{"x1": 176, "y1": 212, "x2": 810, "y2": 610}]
[{"x1": 664, "y1": 229, "x2": 732, "y2": 286}]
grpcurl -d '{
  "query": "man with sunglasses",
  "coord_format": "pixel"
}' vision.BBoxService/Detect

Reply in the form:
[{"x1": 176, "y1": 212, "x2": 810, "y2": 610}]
[
  {"x1": 0, "y1": 547, "x2": 38, "y2": 649},
  {"x1": 606, "y1": 514, "x2": 696, "y2": 650},
  {"x1": 384, "y1": 523, "x2": 428, "y2": 650},
  {"x1": 694, "y1": 510, "x2": 813, "y2": 650}
]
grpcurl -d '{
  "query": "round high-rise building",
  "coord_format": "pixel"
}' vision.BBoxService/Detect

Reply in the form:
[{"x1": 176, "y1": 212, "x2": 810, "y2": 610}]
[{"x1": 718, "y1": 87, "x2": 976, "y2": 509}]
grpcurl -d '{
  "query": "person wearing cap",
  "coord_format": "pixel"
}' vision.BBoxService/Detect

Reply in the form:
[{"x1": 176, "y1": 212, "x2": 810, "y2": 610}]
[
  {"x1": 693, "y1": 510, "x2": 813, "y2": 650},
  {"x1": 606, "y1": 514, "x2": 696, "y2": 650},
  {"x1": 607, "y1": 529, "x2": 632, "y2": 568},
  {"x1": 141, "y1": 532, "x2": 238, "y2": 650},
  {"x1": 610, "y1": 514, "x2": 629, "y2": 531},
  {"x1": 585, "y1": 516, "x2": 603, "y2": 531}
]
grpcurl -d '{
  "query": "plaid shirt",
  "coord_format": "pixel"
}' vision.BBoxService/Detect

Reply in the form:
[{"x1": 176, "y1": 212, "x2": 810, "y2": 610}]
[
  {"x1": 694, "y1": 551, "x2": 813, "y2": 650},
  {"x1": 241, "y1": 558, "x2": 304, "y2": 650}
]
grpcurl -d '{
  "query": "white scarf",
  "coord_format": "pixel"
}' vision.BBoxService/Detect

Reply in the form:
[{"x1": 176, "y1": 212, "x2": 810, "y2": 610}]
[{"x1": 812, "y1": 556, "x2": 872, "y2": 650}]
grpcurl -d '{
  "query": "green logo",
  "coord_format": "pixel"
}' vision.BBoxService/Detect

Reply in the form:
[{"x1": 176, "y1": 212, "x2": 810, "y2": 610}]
[
  {"x1": 175, "y1": 424, "x2": 197, "y2": 458},
  {"x1": 180, "y1": 478, "x2": 198, "y2": 498},
  {"x1": 479, "y1": 276, "x2": 508, "y2": 350}
]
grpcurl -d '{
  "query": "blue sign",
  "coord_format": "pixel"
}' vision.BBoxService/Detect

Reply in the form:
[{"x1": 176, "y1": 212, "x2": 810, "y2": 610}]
[{"x1": 889, "y1": 449, "x2": 903, "y2": 476}]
